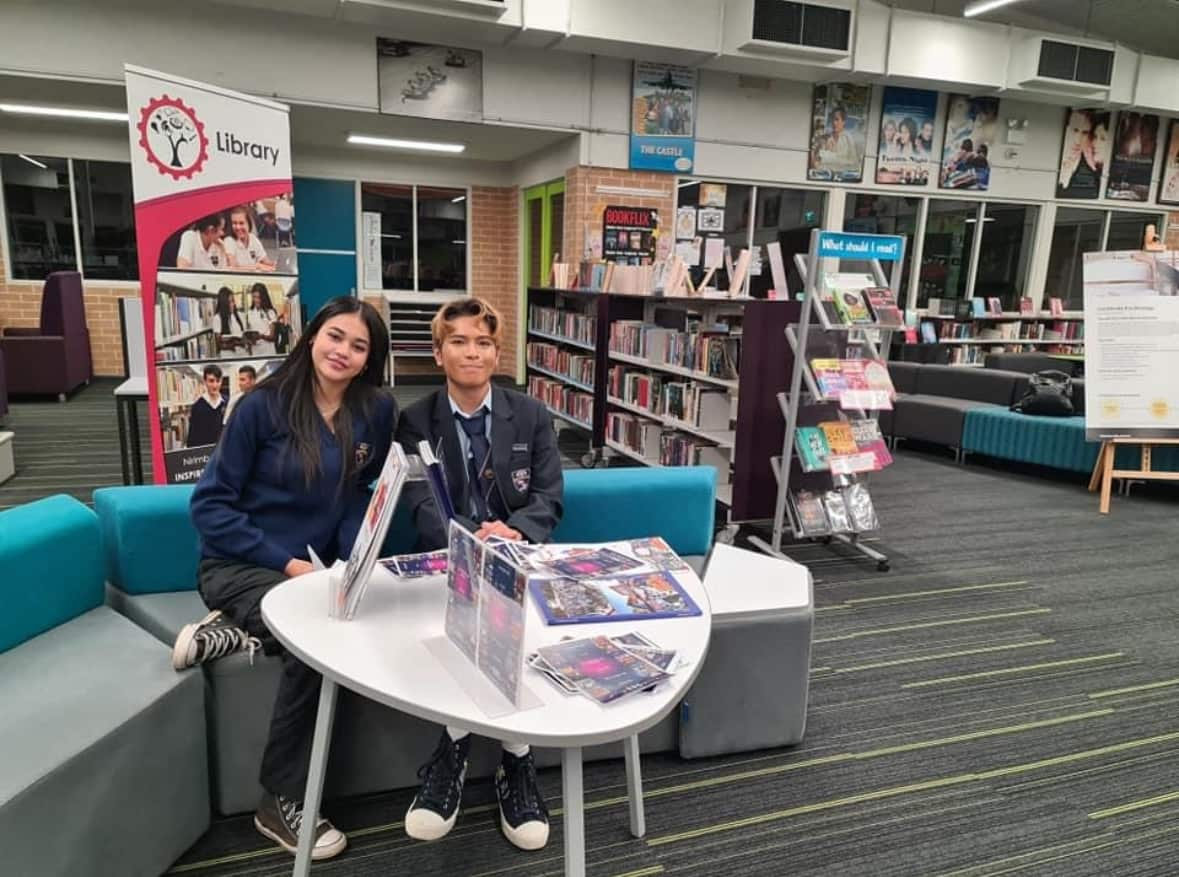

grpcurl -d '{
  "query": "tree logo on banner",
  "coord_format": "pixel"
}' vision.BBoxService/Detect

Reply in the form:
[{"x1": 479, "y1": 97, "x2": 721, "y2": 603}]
[{"x1": 136, "y1": 95, "x2": 209, "y2": 180}]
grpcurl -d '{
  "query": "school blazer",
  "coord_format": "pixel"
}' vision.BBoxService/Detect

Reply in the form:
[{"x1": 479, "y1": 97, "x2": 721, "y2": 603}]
[{"x1": 395, "y1": 386, "x2": 564, "y2": 550}]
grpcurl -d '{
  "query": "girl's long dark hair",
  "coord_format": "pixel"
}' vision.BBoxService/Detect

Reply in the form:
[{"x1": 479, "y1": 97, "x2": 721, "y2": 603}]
[
  {"x1": 258, "y1": 296, "x2": 390, "y2": 492},
  {"x1": 250, "y1": 282, "x2": 275, "y2": 313}
]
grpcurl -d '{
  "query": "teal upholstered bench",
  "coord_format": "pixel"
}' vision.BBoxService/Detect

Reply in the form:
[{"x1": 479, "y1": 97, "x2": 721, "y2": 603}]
[
  {"x1": 94, "y1": 465, "x2": 717, "y2": 814},
  {"x1": 0, "y1": 495, "x2": 208, "y2": 876},
  {"x1": 961, "y1": 408, "x2": 1179, "y2": 474}
]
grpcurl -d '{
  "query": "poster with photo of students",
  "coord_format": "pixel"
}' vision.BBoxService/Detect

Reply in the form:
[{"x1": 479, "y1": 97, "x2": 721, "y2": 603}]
[
  {"x1": 876, "y1": 87, "x2": 937, "y2": 186},
  {"x1": 159, "y1": 196, "x2": 297, "y2": 275},
  {"x1": 939, "y1": 95, "x2": 999, "y2": 191},
  {"x1": 1104, "y1": 112, "x2": 1159, "y2": 202},
  {"x1": 807, "y1": 82, "x2": 870, "y2": 183},
  {"x1": 1057, "y1": 108, "x2": 1112, "y2": 199}
]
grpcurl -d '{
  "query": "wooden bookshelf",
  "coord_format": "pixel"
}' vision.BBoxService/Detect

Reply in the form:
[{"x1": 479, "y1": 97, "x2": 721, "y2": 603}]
[{"x1": 525, "y1": 287, "x2": 799, "y2": 520}]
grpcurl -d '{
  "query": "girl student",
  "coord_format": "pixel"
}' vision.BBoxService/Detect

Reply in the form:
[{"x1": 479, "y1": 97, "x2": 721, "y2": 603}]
[
  {"x1": 175, "y1": 296, "x2": 397, "y2": 860},
  {"x1": 245, "y1": 282, "x2": 280, "y2": 356}
]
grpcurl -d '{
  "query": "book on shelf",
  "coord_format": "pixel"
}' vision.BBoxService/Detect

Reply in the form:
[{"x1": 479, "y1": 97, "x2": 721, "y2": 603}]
[
  {"x1": 1019, "y1": 297, "x2": 1034, "y2": 315},
  {"x1": 832, "y1": 288, "x2": 873, "y2": 324},
  {"x1": 863, "y1": 288, "x2": 904, "y2": 328},
  {"x1": 1048, "y1": 297, "x2": 1064, "y2": 317},
  {"x1": 809, "y1": 358, "x2": 894, "y2": 410},
  {"x1": 970, "y1": 297, "x2": 986, "y2": 318},
  {"x1": 987, "y1": 297, "x2": 1003, "y2": 316},
  {"x1": 792, "y1": 481, "x2": 879, "y2": 536},
  {"x1": 794, "y1": 427, "x2": 830, "y2": 472},
  {"x1": 528, "y1": 376, "x2": 592, "y2": 425},
  {"x1": 850, "y1": 418, "x2": 893, "y2": 469},
  {"x1": 791, "y1": 490, "x2": 831, "y2": 536},
  {"x1": 529, "y1": 304, "x2": 597, "y2": 345},
  {"x1": 919, "y1": 321, "x2": 938, "y2": 344},
  {"x1": 818, "y1": 420, "x2": 857, "y2": 455}
]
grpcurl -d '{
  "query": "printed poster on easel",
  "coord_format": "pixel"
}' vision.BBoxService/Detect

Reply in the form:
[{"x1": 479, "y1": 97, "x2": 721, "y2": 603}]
[
  {"x1": 1082, "y1": 250, "x2": 1179, "y2": 441},
  {"x1": 125, "y1": 65, "x2": 298, "y2": 484},
  {"x1": 602, "y1": 205, "x2": 658, "y2": 265}
]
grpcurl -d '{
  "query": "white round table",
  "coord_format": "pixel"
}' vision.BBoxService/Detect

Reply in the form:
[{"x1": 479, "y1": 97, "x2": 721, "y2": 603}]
[{"x1": 261, "y1": 561, "x2": 711, "y2": 877}]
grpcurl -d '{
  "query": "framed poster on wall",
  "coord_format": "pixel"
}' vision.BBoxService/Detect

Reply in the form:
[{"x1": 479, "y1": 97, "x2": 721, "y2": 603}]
[
  {"x1": 807, "y1": 82, "x2": 870, "y2": 183},
  {"x1": 1105, "y1": 112, "x2": 1159, "y2": 202},
  {"x1": 1157, "y1": 119, "x2": 1179, "y2": 205},
  {"x1": 1057, "y1": 108, "x2": 1112, "y2": 199},
  {"x1": 630, "y1": 61, "x2": 697, "y2": 173},
  {"x1": 602, "y1": 206, "x2": 658, "y2": 264},
  {"x1": 876, "y1": 86, "x2": 937, "y2": 186},
  {"x1": 939, "y1": 95, "x2": 999, "y2": 191}
]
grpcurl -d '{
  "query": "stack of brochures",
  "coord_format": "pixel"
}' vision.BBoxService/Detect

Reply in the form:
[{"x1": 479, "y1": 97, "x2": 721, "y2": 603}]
[{"x1": 528, "y1": 632, "x2": 680, "y2": 704}]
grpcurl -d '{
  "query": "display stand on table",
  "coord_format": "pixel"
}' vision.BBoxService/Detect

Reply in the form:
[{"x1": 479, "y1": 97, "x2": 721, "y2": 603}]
[{"x1": 748, "y1": 229, "x2": 905, "y2": 572}]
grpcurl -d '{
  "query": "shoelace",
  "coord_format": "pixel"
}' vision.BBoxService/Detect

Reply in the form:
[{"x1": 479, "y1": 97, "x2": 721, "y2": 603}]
[
  {"x1": 278, "y1": 796, "x2": 304, "y2": 833},
  {"x1": 418, "y1": 739, "x2": 462, "y2": 805},
  {"x1": 505, "y1": 757, "x2": 542, "y2": 816},
  {"x1": 198, "y1": 626, "x2": 259, "y2": 663}
]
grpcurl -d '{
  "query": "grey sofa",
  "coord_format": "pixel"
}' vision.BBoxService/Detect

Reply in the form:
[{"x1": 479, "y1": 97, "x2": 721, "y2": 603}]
[
  {"x1": 0, "y1": 495, "x2": 208, "y2": 877},
  {"x1": 984, "y1": 351, "x2": 1082, "y2": 377}
]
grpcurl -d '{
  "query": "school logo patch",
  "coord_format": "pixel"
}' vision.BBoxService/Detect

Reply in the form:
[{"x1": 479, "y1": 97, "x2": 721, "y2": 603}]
[
  {"x1": 355, "y1": 442, "x2": 371, "y2": 467},
  {"x1": 511, "y1": 467, "x2": 530, "y2": 492}
]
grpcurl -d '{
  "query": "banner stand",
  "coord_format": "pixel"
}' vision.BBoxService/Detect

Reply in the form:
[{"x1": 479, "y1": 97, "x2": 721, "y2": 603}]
[{"x1": 1088, "y1": 438, "x2": 1179, "y2": 514}]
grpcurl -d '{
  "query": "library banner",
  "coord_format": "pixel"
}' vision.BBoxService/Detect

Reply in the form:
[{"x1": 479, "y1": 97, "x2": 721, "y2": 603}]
[
  {"x1": 125, "y1": 65, "x2": 300, "y2": 484},
  {"x1": 1082, "y1": 250, "x2": 1179, "y2": 441}
]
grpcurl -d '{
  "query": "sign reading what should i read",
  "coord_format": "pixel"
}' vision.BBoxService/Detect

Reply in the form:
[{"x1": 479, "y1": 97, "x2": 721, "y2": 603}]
[{"x1": 816, "y1": 232, "x2": 905, "y2": 262}]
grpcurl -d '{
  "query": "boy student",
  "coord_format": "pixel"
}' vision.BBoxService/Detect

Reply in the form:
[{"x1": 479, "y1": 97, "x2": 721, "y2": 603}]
[
  {"x1": 176, "y1": 297, "x2": 396, "y2": 860},
  {"x1": 395, "y1": 296, "x2": 563, "y2": 852},
  {"x1": 186, "y1": 364, "x2": 227, "y2": 448},
  {"x1": 223, "y1": 363, "x2": 257, "y2": 422}
]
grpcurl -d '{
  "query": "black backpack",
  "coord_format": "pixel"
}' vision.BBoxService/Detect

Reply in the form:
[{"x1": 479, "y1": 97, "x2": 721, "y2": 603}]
[{"x1": 1011, "y1": 370, "x2": 1074, "y2": 416}]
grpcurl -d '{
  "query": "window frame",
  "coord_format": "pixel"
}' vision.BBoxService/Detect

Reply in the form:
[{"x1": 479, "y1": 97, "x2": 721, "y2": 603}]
[{"x1": 356, "y1": 180, "x2": 472, "y2": 302}]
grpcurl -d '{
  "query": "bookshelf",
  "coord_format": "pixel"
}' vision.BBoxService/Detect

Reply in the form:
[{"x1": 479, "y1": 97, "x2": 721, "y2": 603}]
[
  {"x1": 525, "y1": 286, "x2": 799, "y2": 521},
  {"x1": 155, "y1": 281, "x2": 221, "y2": 363},
  {"x1": 904, "y1": 308, "x2": 1084, "y2": 366}
]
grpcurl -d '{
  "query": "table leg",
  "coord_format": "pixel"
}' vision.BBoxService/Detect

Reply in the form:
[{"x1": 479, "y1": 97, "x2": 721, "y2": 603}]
[
  {"x1": 561, "y1": 746, "x2": 585, "y2": 877},
  {"x1": 293, "y1": 678, "x2": 338, "y2": 877},
  {"x1": 1099, "y1": 441, "x2": 1115, "y2": 514},
  {"x1": 623, "y1": 734, "x2": 645, "y2": 838},
  {"x1": 116, "y1": 398, "x2": 131, "y2": 486},
  {"x1": 128, "y1": 398, "x2": 144, "y2": 485}
]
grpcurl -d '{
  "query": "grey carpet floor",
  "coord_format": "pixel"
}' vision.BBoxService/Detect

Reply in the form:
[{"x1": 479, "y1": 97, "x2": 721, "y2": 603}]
[{"x1": 7, "y1": 382, "x2": 1179, "y2": 875}]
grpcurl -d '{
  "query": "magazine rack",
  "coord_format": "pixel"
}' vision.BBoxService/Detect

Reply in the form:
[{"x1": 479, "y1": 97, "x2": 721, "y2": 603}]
[{"x1": 748, "y1": 229, "x2": 906, "y2": 572}]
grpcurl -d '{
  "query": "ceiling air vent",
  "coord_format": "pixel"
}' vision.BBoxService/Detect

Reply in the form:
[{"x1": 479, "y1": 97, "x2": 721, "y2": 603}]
[
  {"x1": 1013, "y1": 37, "x2": 1115, "y2": 93},
  {"x1": 744, "y1": 0, "x2": 852, "y2": 57}
]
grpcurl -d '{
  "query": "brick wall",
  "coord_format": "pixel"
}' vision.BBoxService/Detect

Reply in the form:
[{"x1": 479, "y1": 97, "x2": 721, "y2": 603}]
[
  {"x1": 561, "y1": 167, "x2": 676, "y2": 269},
  {"x1": 0, "y1": 238, "x2": 136, "y2": 376}
]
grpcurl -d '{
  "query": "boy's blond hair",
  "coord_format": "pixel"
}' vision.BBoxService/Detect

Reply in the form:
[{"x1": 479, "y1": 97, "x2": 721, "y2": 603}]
[{"x1": 431, "y1": 297, "x2": 502, "y2": 349}]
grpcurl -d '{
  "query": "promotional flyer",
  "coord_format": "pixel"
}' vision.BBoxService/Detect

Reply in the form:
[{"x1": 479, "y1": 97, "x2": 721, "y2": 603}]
[
  {"x1": 125, "y1": 65, "x2": 296, "y2": 484},
  {"x1": 630, "y1": 61, "x2": 696, "y2": 173},
  {"x1": 602, "y1": 205, "x2": 659, "y2": 264},
  {"x1": 876, "y1": 86, "x2": 937, "y2": 186},
  {"x1": 808, "y1": 82, "x2": 870, "y2": 183},
  {"x1": 1083, "y1": 250, "x2": 1179, "y2": 441},
  {"x1": 939, "y1": 95, "x2": 999, "y2": 190},
  {"x1": 1057, "y1": 108, "x2": 1112, "y2": 200},
  {"x1": 1105, "y1": 112, "x2": 1159, "y2": 202}
]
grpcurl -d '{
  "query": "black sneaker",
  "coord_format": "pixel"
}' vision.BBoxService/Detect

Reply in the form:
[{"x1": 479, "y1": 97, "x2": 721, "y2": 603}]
[
  {"x1": 405, "y1": 731, "x2": 470, "y2": 841},
  {"x1": 495, "y1": 750, "x2": 549, "y2": 850},
  {"x1": 171, "y1": 610, "x2": 260, "y2": 671},
  {"x1": 254, "y1": 792, "x2": 347, "y2": 860}
]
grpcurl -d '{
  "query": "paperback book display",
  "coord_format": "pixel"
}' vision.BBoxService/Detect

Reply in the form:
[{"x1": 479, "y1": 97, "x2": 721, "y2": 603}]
[
  {"x1": 791, "y1": 482, "x2": 879, "y2": 536},
  {"x1": 819, "y1": 273, "x2": 904, "y2": 329},
  {"x1": 795, "y1": 419, "x2": 891, "y2": 476},
  {"x1": 332, "y1": 443, "x2": 410, "y2": 619},
  {"x1": 809, "y1": 358, "x2": 895, "y2": 410},
  {"x1": 531, "y1": 635, "x2": 672, "y2": 704}
]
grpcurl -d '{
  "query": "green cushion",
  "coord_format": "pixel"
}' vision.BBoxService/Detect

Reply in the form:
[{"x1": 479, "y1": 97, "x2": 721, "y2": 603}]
[
  {"x1": 93, "y1": 485, "x2": 199, "y2": 595},
  {"x1": 0, "y1": 495, "x2": 104, "y2": 654},
  {"x1": 554, "y1": 466, "x2": 716, "y2": 555}
]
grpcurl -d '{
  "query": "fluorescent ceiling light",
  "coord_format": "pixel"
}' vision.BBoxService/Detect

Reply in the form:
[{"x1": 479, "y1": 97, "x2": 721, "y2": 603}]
[
  {"x1": 18, "y1": 154, "x2": 48, "y2": 169},
  {"x1": 0, "y1": 102, "x2": 128, "y2": 122},
  {"x1": 451, "y1": 195, "x2": 466, "y2": 203},
  {"x1": 963, "y1": 0, "x2": 1027, "y2": 17},
  {"x1": 347, "y1": 134, "x2": 465, "y2": 153}
]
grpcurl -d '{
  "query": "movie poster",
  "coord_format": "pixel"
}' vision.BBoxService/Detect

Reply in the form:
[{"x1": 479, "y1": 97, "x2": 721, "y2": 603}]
[
  {"x1": 939, "y1": 95, "x2": 999, "y2": 191},
  {"x1": 1104, "y1": 113, "x2": 1159, "y2": 202},
  {"x1": 876, "y1": 86, "x2": 937, "y2": 186},
  {"x1": 630, "y1": 61, "x2": 697, "y2": 173},
  {"x1": 1159, "y1": 120, "x2": 1179, "y2": 206},
  {"x1": 807, "y1": 83, "x2": 870, "y2": 183},
  {"x1": 125, "y1": 65, "x2": 296, "y2": 484},
  {"x1": 376, "y1": 38, "x2": 483, "y2": 122},
  {"x1": 1057, "y1": 108, "x2": 1112, "y2": 200}
]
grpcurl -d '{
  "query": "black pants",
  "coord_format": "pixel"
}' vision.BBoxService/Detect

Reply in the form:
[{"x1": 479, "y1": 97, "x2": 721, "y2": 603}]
[{"x1": 198, "y1": 557, "x2": 321, "y2": 802}]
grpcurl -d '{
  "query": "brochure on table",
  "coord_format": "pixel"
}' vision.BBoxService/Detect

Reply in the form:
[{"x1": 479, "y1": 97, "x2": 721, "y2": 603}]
[{"x1": 1082, "y1": 251, "x2": 1179, "y2": 440}]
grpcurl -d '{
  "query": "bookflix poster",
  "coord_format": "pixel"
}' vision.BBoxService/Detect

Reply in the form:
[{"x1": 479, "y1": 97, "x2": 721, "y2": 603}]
[
  {"x1": 1105, "y1": 112, "x2": 1159, "y2": 202},
  {"x1": 602, "y1": 206, "x2": 659, "y2": 264},
  {"x1": 807, "y1": 82, "x2": 870, "y2": 183},
  {"x1": 630, "y1": 61, "x2": 696, "y2": 173},
  {"x1": 125, "y1": 65, "x2": 298, "y2": 484}
]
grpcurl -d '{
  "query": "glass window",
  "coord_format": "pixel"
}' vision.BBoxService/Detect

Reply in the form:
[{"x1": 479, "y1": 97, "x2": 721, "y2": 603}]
[
  {"x1": 1107, "y1": 210, "x2": 1165, "y2": 253},
  {"x1": 1045, "y1": 207, "x2": 1103, "y2": 310},
  {"x1": 843, "y1": 193, "x2": 918, "y2": 296},
  {"x1": 749, "y1": 186, "x2": 824, "y2": 297},
  {"x1": 677, "y1": 181, "x2": 752, "y2": 293},
  {"x1": 74, "y1": 159, "x2": 138, "y2": 281},
  {"x1": 1, "y1": 154, "x2": 76, "y2": 279},
  {"x1": 918, "y1": 199, "x2": 979, "y2": 307},
  {"x1": 416, "y1": 187, "x2": 466, "y2": 293},
  {"x1": 974, "y1": 203, "x2": 1038, "y2": 311},
  {"x1": 360, "y1": 183, "x2": 413, "y2": 290}
]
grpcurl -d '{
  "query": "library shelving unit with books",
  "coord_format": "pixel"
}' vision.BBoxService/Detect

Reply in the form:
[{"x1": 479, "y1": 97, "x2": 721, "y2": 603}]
[
  {"x1": 155, "y1": 280, "x2": 220, "y2": 363},
  {"x1": 524, "y1": 287, "x2": 801, "y2": 520},
  {"x1": 904, "y1": 297, "x2": 1084, "y2": 366},
  {"x1": 751, "y1": 230, "x2": 907, "y2": 571}
]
